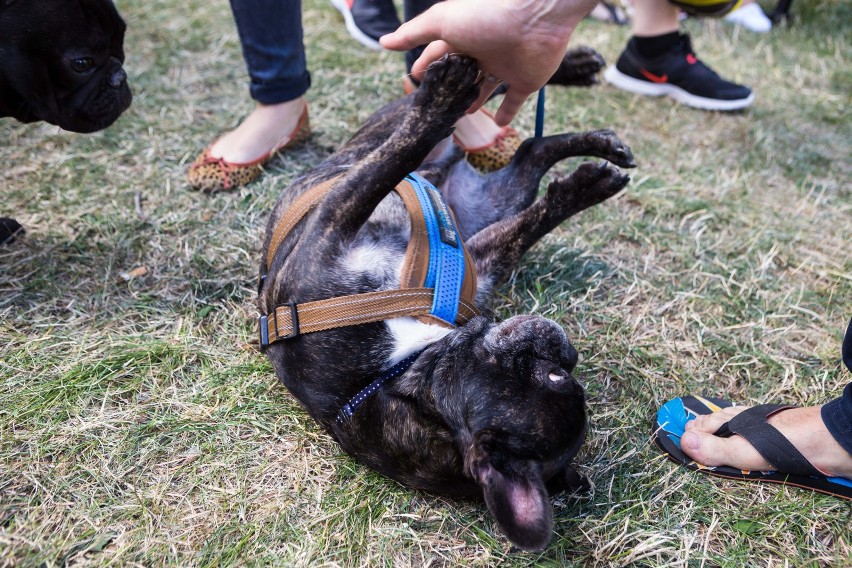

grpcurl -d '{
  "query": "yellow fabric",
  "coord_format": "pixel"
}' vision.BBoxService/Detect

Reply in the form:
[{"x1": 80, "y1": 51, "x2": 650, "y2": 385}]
[{"x1": 668, "y1": 0, "x2": 743, "y2": 17}]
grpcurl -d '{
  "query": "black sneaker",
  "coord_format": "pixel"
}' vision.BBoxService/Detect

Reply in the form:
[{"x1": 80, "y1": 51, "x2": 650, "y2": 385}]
[
  {"x1": 604, "y1": 34, "x2": 754, "y2": 111},
  {"x1": 330, "y1": 0, "x2": 401, "y2": 51}
]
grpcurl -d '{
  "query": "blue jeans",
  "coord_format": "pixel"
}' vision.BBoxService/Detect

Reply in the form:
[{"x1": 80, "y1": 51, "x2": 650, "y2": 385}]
[
  {"x1": 403, "y1": 0, "x2": 434, "y2": 74},
  {"x1": 230, "y1": 0, "x2": 311, "y2": 104},
  {"x1": 822, "y1": 318, "x2": 852, "y2": 455}
]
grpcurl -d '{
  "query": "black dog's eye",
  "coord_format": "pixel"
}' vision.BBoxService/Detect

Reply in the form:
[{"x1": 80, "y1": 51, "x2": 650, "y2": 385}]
[{"x1": 70, "y1": 57, "x2": 95, "y2": 73}]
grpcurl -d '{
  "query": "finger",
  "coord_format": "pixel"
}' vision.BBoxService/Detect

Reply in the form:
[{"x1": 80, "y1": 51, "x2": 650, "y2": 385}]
[
  {"x1": 379, "y1": 3, "x2": 446, "y2": 51},
  {"x1": 493, "y1": 87, "x2": 534, "y2": 126},
  {"x1": 466, "y1": 77, "x2": 502, "y2": 114},
  {"x1": 410, "y1": 40, "x2": 454, "y2": 81}
]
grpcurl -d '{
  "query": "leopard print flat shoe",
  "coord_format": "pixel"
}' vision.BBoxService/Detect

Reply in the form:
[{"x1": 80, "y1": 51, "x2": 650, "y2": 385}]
[
  {"x1": 187, "y1": 107, "x2": 311, "y2": 193},
  {"x1": 459, "y1": 126, "x2": 521, "y2": 173}
]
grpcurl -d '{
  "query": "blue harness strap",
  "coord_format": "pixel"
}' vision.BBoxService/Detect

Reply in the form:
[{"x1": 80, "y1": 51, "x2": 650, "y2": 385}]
[{"x1": 405, "y1": 172, "x2": 467, "y2": 326}]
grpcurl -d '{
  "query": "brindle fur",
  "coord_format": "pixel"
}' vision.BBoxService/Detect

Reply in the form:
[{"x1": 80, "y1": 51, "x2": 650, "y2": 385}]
[{"x1": 258, "y1": 54, "x2": 635, "y2": 551}]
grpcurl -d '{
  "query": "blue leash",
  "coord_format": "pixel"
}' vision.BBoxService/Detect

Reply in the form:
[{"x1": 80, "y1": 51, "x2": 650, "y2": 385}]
[{"x1": 535, "y1": 87, "x2": 546, "y2": 138}]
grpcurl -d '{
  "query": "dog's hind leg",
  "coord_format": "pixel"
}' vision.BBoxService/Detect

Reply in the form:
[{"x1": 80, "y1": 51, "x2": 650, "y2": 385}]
[
  {"x1": 466, "y1": 162, "x2": 629, "y2": 292},
  {"x1": 508, "y1": 129, "x2": 635, "y2": 182},
  {"x1": 448, "y1": 130, "x2": 634, "y2": 239},
  {"x1": 311, "y1": 55, "x2": 481, "y2": 243}
]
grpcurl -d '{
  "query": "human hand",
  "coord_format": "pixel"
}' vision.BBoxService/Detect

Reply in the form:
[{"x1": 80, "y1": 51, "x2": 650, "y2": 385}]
[{"x1": 380, "y1": 0, "x2": 597, "y2": 126}]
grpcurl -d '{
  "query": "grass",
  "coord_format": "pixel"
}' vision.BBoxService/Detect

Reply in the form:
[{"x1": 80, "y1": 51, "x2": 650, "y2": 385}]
[{"x1": 1, "y1": 0, "x2": 850, "y2": 565}]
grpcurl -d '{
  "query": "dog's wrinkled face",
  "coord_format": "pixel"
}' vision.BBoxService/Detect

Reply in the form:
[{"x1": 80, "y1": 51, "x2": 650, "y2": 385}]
[
  {"x1": 433, "y1": 315, "x2": 586, "y2": 550},
  {"x1": 0, "y1": 0, "x2": 131, "y2": 132}
]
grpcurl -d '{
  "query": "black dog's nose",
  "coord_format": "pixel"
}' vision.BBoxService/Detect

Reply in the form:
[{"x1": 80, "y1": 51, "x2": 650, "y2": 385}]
[{"x1": 109, "y1": 67, "x2": 127, "y2": 88}]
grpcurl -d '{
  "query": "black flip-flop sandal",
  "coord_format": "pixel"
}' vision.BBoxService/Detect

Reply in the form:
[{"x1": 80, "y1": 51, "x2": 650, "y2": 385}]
[{"x1": 653, "y1": 395, "x2": 852, "y2": 500}]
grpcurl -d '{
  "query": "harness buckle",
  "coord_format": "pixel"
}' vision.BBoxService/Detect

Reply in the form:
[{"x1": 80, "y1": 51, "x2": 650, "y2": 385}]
[
  {"x1": 258, "y1": 314, "x2": 270, "y2": 348},
  {"x1": 275, "y1": 301, "x2": 300, "y2": 340},
  {"x1": 258, "y1": 302, "x2": 300, "y2": 348}
]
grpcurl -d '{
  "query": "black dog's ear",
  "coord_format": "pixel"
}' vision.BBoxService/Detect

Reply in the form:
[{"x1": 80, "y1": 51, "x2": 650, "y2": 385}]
[{"x1": 468, "y1": 434, "x2": 553, "y2": 551}]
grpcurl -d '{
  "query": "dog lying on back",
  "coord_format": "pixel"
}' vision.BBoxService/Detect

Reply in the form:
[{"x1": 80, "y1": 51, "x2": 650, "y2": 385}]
[{"x1": 257, "y1": 53, "x2": 634, "y2": 551}]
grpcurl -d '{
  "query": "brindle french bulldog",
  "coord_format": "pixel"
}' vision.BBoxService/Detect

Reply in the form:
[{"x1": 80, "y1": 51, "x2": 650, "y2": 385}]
[{"x1": 258, "y1": 53, "x2": 635, "y2": 551}]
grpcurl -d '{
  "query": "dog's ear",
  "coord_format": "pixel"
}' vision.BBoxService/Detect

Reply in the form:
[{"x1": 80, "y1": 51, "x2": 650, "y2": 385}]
[{"x1": 468, "y1": 432, "x2": 553, "y2": 551}]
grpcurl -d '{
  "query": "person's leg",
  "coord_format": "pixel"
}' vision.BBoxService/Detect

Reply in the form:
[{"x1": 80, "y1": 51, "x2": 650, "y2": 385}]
[
  {"x1": 680, "y1": 318, "x2": 852, "y2": 479},
  {"x1": 604, "y1": 0, "x2": 754, "y2": 111},
  {"x1": 821, "y1": 318, "x2": 852, "y2": 454},
  {"x1": 188, "y1": 0, "x2": 311, "y2": 191},
  {"x1": 632, "y1": 0, "x2": 679, "y2": 36},
  {"x1": 402, "y1": 0, "x2": 433, "y2": 75},
  {"x1": 212, "y1": 0, "x2": 310, "y2": 162}
]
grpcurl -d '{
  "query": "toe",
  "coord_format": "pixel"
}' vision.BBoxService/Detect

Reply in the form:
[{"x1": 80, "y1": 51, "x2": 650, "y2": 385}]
[
  {"x1": 681, "y1": 430, "x2": 773, "y2": 471},
  {"x1": 686, "y1": 406, "x2": 747, "y2": 434}
]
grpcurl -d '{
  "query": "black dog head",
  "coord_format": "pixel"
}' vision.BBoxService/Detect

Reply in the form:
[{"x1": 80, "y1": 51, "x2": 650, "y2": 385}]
[
  {"x1": 0, "y1": 0, "x2": 131, "y2": 133},
  {"x1": 430, "y1": 315, "x2": 587, "y2": 551}
]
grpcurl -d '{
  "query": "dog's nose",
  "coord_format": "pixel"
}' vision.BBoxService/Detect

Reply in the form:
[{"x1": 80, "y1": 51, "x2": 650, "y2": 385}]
[{"x1": 109, "y1": 67, "x2": 127, "y2": 88}]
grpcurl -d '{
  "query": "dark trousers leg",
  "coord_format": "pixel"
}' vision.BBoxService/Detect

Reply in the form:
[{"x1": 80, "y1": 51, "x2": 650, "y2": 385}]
[
  {"x1": 821, "y1": 317, "x2": 852, "y2": 455},
  {"x1": 230, "y1": 0, "x2": 311, "y2": 104},
  {"x1": 403, "y1": 0, "x2": 439, "y2": 73}
]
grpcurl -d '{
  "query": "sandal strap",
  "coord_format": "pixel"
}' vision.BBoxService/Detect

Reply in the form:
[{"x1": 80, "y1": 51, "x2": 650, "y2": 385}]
[{"x1": 713, "y1": 404, "x2": 822, "y2": 477}]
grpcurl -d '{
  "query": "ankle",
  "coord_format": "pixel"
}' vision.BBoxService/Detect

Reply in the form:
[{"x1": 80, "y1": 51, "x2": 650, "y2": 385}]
[
  {"x1": 770, "y1": 407, "x2": 852, "y2": 479},
  {"x1": 632, "y1": 32, "x2": 681, "y2": 58}
]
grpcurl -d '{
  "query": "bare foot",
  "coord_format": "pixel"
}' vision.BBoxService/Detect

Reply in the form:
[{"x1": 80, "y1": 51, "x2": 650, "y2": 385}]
[
  {"x1": 681, "y1": 405, "x2": 852, "y2": 479},
  {"x1": 208, "y1": 97, "x2": 307, "y2": 163}
]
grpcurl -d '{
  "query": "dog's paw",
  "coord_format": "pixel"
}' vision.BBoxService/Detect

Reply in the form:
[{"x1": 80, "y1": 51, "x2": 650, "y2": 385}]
[
  {"x1": 584, "y1": 129, "x2": 636, "y2": 169},
  {"x1": 415, "y1": 54, "x2": 481, "y2": 116},
  {"x1": 0, "y1": 217, "x2": 24, "y2": 246},
  {"x1": 546, "y1": 46, "x2": 606, "y2": 87},
  {"x1": 545, "y1": 162, "x2": 629, "y2": 210}
]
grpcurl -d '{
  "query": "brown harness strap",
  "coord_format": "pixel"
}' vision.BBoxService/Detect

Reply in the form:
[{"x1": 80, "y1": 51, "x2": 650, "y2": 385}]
[
  {"x1": 259, "y1": 174, "x2": 479, "y2": 347},
  {"x1": 265, "y1": 174, "x2": 343, "y2": 272}
]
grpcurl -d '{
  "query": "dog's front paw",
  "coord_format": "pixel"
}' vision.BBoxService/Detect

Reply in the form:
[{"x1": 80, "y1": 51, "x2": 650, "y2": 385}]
[
  {"x1": 547, "y1": 46, "x2": 606, "y2": 87},
  {"x1": 415, "y1": 54, "x2": 481, "y2": 118},
  {"x1": 0, "y1": 217, "x2": 24, "y2": 246}
]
